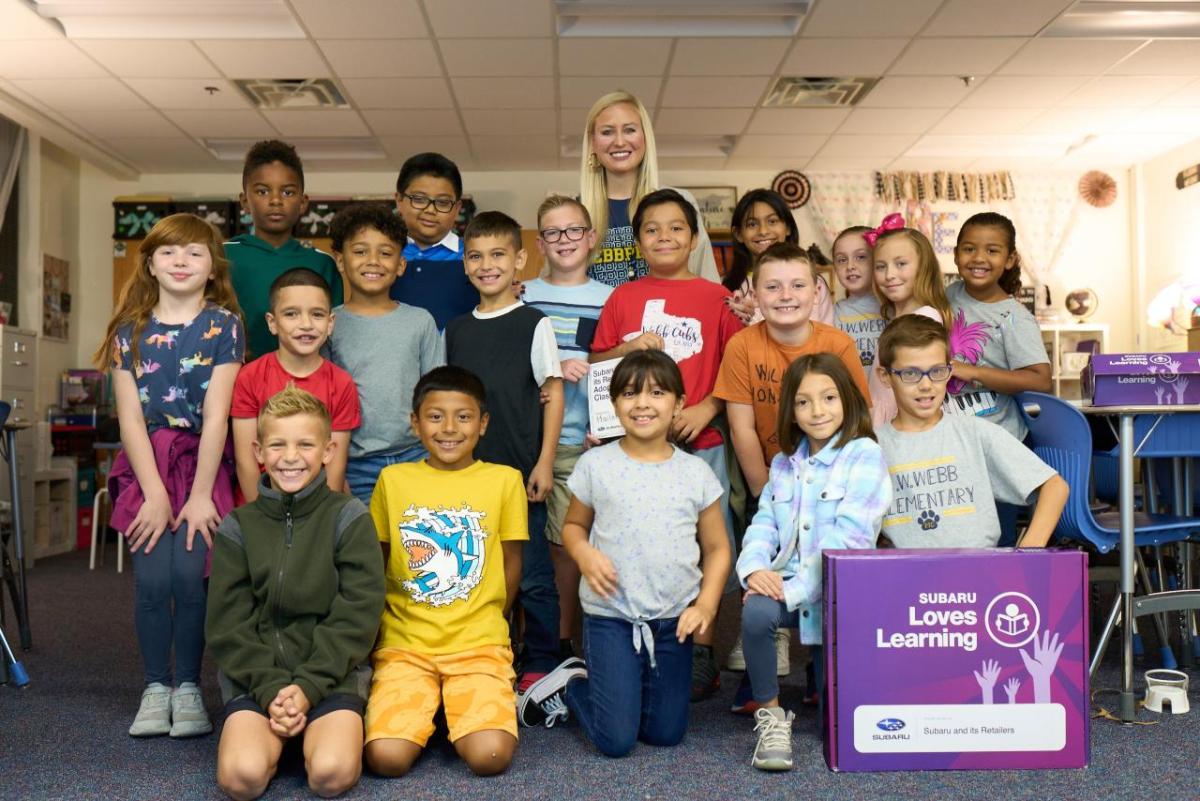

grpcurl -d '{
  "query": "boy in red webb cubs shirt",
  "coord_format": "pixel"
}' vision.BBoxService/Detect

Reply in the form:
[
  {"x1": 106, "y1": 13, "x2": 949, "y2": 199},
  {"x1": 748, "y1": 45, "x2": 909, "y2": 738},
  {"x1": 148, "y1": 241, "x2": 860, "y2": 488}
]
[
  {"x1": 589, "y1": 188, "x2": 742, "y2": 700},
  {"x1": 231, "y1": 268, "x2": 360, "y2": 502}
]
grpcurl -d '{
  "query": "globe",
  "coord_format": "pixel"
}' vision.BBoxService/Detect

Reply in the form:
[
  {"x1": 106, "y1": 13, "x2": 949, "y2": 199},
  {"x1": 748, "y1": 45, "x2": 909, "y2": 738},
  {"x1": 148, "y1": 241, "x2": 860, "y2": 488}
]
[{"x1": 1065, "y1": 288, "x2": 1098, "y2": 321}]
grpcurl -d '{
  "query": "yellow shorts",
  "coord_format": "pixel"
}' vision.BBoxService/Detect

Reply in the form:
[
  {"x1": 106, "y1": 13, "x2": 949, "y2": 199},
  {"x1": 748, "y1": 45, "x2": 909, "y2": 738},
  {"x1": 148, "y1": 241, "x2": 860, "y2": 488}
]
[{"x1": 365, "y1": 644, "x2": 517, "y2": 746}]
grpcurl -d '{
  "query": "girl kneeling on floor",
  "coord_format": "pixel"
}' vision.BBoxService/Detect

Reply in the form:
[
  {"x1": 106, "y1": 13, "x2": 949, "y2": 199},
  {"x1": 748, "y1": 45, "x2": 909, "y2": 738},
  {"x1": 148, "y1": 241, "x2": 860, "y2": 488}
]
[{"x1": 737, "y1": 354, "x2": 890, "y2": 771}]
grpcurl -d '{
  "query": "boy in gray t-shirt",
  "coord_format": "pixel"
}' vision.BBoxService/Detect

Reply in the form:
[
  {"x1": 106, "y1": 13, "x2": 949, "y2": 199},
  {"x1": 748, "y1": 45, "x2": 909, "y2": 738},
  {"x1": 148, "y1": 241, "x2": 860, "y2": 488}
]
[
  {"x1": 874, "y1": 315, "x2": 1068, "y2": 548},
  {"x1": 326, "y1": 204, "x2": 445, "y2": 504}
]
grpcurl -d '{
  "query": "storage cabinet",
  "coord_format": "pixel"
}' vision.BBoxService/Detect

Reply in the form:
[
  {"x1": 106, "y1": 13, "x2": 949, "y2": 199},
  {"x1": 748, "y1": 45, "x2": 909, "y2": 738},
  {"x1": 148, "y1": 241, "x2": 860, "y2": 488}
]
[
  {"x1": 0, "y1": 326, "x2": 38, "y2": 567},
  {"x1": 1039, "y1": 323, "x2": 1109, "y2": 399}
]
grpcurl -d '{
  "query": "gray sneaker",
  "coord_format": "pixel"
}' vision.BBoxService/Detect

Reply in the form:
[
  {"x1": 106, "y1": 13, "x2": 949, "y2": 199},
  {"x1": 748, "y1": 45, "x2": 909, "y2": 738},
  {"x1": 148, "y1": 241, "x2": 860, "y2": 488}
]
[
  {"x1": 129, "y1": 683, "x2": 172, "y2": 737},
  {"x1": 751, "y1": 707, "x2": 794, "y2": 771},
  {"x1": 169, "y1": 682, "x2": 213, "y2": 738}
]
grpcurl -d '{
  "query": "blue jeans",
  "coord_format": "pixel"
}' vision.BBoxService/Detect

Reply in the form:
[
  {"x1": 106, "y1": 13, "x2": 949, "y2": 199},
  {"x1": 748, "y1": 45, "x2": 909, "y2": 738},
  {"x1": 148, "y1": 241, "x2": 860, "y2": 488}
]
[
  {"x1": 345, "y1": 445, "x2": 427, "y2": 506},
  {"x1": 519, "y1": 501, "x2": 560, "y2": 674},
  {"x1": 564, "y1": 615, "x2": 692, "y2": 757},
  {"x1": 743, "y1": 594, "x2": 824, "y2": 721},
  {"x1": 131, "y1": 525, "x2": 208, "y2": 685}
]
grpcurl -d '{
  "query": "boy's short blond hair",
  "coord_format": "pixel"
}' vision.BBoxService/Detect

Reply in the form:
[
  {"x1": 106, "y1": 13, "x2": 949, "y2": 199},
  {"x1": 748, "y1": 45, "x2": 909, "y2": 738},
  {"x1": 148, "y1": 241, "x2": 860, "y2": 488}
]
[{"x1": 257, "y1": 384, "x2": 332, "y2": 440}]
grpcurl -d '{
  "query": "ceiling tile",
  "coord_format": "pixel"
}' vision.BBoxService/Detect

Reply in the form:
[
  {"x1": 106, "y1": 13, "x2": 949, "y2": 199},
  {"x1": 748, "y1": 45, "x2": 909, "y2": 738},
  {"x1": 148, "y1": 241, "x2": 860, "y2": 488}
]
[
  {"x1": 560, "y1": 107, "x2": 592, "y2": 132},
  {"x1": 558, "y1": 39, "x2": 671, "y2": 77},
  {"x1": 362, "y1": 109, "x2": 463, "y2": 136},
  {"x1": 803, "y1": 0, "x2": 943, "y2": 36},
  {"x1": 163, "y1": 109, "x2": 279, "y2": 138},
  {"x1": 318, "y1": 39, "x2": 441, "y2": 78},
  {"x1": 1108, "y1": 41, "x2": 1200, "y2": 76},
  {"x1": 440, "y1": 38, "x2": 554, "y2": 77},
  {"x1": 289, "y1": 0, "x2": 426, "y2": 39},
  {"x1": 997, "y1": 39, "x2": 1144, "y2": 76},
  {"x1": 805, "y1": 156, "x2": 893, "y2": 171},
  {"x1": 425, "y1": 0, "x2": 553, "y2": 37},
  {"x1": 779, "y1": 38, "x2": 907, "y2": 75},
  {"x1": 1121, "y1": 106, "x2": 1200, "y2": 134},
  {"x1": 722, "y1": 156, "x2": 797, "y2": 170},
  {"x1": 260, "y1": 110, "x2": 371, "y2": 137},
  {"x1": 888, "y1": 155, "x2": 978, "y2": 170},
  {"x1": 12, "y1": 78, "x2": 148, "y2": 111},
  {"x1": 1056, "y1": 132, "x2": 1195, "y2": 168},
  {"x1": 958, "y1": 76, "x2": 1087, "y2": 108},
  {"x1": 889, "y1": 38, "x2": 1025, "y2": 76},
  {"x1": 905, "y1": 134, "x2": 1072, "y2": 159},
  {"x1": 1062, "y1": 76, "x2": 1193, "y2": 108},
  {"x1": 76, "y1": 40, "x2": 220, "y2": 78},
  {"x1": 836, "y1": 108, "x2": 941, "y2": 135},
  {"x1": 196, "y1": 40, "x2": 329, "y2": 78},
  {"x1": 731, "y1": 134, "x2": 828, "y2": 158},
  {"x1": 471, "y1": 135, "x2": 559, "y2": 157},
  {"x1": 380, "y1": 135, "x2": 472, "y2": 165},
  {"x1": 923, "y1": 0, "x2": 1075, "y2": 36},
  {"x1": 105, "y1": 137, "x2": 216, "y2": 170},
  {"x1": 658, "y1": 157, "x2": 731, "y2": 171},
  {"x1": 0, "y1": 40, "x2": 105, "y2": 79},
  {"x1": 1160, "y1": 77, "x2": 1200, "y2": 107},
  {"x1": 124, "y1": 78, "x2": 250, "y2": 110},
  {"x1": 340, "y1": 77, "x2": 453, "y2": 109},
  {"x1": 746, "y1": 108, "x2": 851, "y2": 135},
  {"x1": 929, "y1": 106, "x2": 1043, "y2": 134},
  {"x1": 453, "y1": 77, "x2": 555, "y2": 109},
  {"x1": 817, "y1": 134, "x2": 920, "y2": 158},
  {"x1": 1022, "y1": 106, "x2": 1136, "y2": 137},
  {"x1": 857, "y1": 77, "x2": 974, "y2": 108},
  {"x1": 63, "y1": 109, "x2": 180, "y2": 138},
  {"x1": 0, "y1": 2, "x2": 63, "y2": 39},
  {"x1": 660, "y1": 76, "x2": 771, "y2": 108},
  {"x1": 670, "y1": 38, "x2": 790, "y2": 76},
  {"x1": 559, "y1": 77, "x2": 662, "y2": 107},
  {"x1": 461, "y1": 109, "x2": 558, "y2": 135},
  {"x1": 654, "y1": 108, "x2": 753, "y2": 135}
]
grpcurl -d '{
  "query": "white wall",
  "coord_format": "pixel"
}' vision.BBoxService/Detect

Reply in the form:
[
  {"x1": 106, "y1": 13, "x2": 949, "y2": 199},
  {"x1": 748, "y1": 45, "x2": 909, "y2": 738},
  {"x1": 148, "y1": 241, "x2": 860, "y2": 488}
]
[
  {"x1": 35, "y1": 139, "x2": 80, "y2": 413},
  {"x1": 1140, "y1": 138, "x2": 1200, "y2": 352}
]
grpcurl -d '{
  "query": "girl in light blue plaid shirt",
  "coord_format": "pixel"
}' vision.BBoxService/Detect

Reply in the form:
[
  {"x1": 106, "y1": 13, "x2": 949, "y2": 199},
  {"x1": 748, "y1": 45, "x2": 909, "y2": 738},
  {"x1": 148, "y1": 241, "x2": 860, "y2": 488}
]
[{"x1": 735, "y1": 353, "x2": 891, "y2": 771}]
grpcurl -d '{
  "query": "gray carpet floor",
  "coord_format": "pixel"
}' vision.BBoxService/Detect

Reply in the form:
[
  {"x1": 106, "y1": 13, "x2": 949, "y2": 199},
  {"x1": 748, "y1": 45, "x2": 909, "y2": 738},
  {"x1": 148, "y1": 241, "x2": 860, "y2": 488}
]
[{"x1": 2, "y1": 549, "x2": 1199, "y2": 801}]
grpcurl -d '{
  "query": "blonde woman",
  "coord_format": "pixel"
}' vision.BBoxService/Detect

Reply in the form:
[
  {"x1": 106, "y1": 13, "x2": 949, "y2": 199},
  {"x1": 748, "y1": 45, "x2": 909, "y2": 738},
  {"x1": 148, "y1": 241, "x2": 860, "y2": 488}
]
[{"x1": 580, "y1": 91, "x2": 720, "y2": 288}]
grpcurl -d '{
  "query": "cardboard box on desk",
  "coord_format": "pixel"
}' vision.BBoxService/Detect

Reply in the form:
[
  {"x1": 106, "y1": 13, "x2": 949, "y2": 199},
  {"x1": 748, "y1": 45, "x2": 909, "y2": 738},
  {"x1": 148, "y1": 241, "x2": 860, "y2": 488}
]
[
  {"x1": 823, "y1": 549, "x2": 1089, "y2": 772},
  {"x1": 1082, "y1": 352, "x2": 1200, "y2": 406}
]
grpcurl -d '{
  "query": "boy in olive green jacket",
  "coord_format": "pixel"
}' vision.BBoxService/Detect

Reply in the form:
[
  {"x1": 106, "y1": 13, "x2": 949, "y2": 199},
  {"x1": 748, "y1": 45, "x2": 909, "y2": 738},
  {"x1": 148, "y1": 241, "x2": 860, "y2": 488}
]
[{"x1": 206, "y1": 385, "x2": 384, "y2": 801}]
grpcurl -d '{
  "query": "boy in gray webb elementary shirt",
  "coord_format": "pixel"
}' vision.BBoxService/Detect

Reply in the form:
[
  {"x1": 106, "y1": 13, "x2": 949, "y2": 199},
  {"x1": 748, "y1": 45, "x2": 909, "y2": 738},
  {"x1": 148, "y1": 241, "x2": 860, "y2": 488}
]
[{"x1": 326, "y1": 203, "x2": 445, "y2": 505}]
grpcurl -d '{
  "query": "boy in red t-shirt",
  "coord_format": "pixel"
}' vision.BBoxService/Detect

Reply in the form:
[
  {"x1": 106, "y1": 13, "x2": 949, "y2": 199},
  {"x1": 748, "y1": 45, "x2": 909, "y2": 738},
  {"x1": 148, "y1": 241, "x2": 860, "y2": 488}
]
[
  {"x1": 590, "y1": 188, "x2": 743, "y2": 700},
  {"x1": 231, "y1": 268, "x2": 360, "y2": 502}
]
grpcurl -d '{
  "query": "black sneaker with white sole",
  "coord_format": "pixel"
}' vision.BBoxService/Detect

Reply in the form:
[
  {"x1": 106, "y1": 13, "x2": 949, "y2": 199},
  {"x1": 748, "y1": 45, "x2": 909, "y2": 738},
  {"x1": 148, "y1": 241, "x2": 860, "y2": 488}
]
[{"x1": 517, "y1": 656, "x2": 587, "y2": 728}]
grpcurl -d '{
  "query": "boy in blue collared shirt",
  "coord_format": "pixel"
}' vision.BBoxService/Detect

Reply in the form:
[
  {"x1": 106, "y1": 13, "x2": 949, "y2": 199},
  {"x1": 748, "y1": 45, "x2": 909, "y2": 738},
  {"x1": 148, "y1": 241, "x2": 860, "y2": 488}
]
[{"x1": 389, "y1": 152, "x2": 476, "y2": 330}]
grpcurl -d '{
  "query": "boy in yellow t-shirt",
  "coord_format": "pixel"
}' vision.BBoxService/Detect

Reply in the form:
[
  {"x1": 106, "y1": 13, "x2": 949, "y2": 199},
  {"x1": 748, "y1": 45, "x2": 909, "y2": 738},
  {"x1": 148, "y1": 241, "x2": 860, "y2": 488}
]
[{"x1": 364, "y1": 366, "x2": 542, "y2": 778}]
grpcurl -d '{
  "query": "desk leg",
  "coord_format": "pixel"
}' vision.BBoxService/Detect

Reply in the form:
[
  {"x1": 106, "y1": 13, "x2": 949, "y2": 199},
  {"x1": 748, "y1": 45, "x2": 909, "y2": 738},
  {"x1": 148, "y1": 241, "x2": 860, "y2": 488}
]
[
  {"x1": 1119, "y1": 413, "x2": 1136, "y2": 723},
  {"x1": 6, "y1": 428, "x2": 29, "y2": 651}
]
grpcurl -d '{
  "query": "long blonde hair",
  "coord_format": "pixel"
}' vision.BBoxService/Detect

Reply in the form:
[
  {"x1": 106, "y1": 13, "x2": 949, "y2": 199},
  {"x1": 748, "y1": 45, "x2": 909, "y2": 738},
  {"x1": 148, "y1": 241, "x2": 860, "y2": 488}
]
[
  {"x1": 579, "y1": 91, "x2": 660, "y2": 260},
  {"x1": 93, "y1": 213, "x2": 243, "y2": 370},
  {"x1": 873, "y1": 227, "x2": 952, "y2": 327}
]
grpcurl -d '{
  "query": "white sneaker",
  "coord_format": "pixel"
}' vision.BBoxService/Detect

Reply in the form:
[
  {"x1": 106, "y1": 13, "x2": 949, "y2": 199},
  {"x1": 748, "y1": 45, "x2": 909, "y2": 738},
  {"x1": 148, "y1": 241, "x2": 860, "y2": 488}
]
[
  {"x1": 129, "y1": 683, "x2": 172, "y2": 737},
  {"x1": 727, "y1": 636, "x2": 746, "y2": 671},
  {"x1": 776, "y1": 628, "x2": 791, "y2": 677},
  {"x1": 169, "y1": 682, "x2": 213, "y2": 738},
  {"x1": 751, "y1": 707, "x2": 794, "y2": 771}
]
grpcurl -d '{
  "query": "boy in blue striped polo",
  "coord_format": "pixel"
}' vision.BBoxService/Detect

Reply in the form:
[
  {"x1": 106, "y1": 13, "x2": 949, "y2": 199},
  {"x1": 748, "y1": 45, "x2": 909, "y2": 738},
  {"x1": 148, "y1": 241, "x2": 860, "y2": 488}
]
[{"x1": 522, "y1": 195, "x2": 613, "y2": 657}]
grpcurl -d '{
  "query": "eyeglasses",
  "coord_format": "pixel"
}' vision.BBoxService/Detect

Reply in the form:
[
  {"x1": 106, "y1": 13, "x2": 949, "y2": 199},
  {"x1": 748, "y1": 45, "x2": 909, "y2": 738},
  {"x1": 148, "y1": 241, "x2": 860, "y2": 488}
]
[
  {"x1": 402, "y1": 193, "x2": 457, "y2": 213},
  {"x1": 539, "y1": 226, "x2": 590, "y2": 243},
  {"x1": 888, "y1": 364, "x2": 952, "y2": 384}
]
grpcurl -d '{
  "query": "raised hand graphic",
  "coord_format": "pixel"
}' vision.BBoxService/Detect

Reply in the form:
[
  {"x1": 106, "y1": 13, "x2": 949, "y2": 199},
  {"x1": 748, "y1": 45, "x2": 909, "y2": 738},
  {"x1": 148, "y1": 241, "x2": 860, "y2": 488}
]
[
  {"x1": 1155, "y1": 386, "x2": 1166, "y2": 405},
  {"x1": 973, "y1": 659, "x2": 1001, "y2": 704},
  {"x1": 1003, "y1": 677, "x2": 1021, "y2": 704},
  {"x1": 1019, "y1": 630, "x2": 1063, "y2": 704},
  {"x1": 1174, "y1": 376, "x2": 1189, "y2": 404}
]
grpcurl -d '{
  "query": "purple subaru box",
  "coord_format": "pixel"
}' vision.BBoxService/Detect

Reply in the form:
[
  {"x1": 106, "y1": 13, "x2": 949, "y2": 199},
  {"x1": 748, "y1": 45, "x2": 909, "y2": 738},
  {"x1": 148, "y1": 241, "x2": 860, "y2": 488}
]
[
  {"x1": 823, "y1": 549, "x2": 1089, "y2": 772},
  {"x1": 1083, "y1": 352, "x2": 1200, "y2": 406}
]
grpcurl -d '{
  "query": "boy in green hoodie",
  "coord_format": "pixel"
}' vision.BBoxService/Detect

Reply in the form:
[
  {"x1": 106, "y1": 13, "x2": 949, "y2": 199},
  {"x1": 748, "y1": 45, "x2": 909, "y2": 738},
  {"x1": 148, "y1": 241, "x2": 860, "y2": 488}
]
[
  {"x1": 227, "y1": 139, "x2": 344, "y2": 359},
  {"x1": 207, "y1": 385, "x2": 384, "y2": 801}
]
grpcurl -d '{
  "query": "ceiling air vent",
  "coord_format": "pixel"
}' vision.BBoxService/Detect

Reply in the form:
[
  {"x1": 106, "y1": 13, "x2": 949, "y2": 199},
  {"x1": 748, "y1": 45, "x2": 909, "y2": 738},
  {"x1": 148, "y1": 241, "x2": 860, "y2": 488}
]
[
  {"x1": 234, "y1": 79, "x2": 348, "y2": 110},
  {"x1": 762, "y1": 76, "x2": 880, "y2": 108}
]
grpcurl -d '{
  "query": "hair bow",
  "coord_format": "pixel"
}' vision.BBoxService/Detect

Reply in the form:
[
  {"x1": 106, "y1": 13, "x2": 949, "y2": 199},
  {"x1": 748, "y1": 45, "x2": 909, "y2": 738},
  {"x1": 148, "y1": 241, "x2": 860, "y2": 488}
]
[{"x1": 862, "y1": 213, "x2": 905, "y2": 247}]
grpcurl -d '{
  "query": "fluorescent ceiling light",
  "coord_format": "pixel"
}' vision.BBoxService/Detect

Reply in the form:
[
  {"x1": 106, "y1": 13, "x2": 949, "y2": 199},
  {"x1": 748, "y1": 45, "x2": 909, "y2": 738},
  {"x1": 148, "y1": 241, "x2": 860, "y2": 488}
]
[
  {"x1": 30, "y1": 0, "x2": 303, "y2": 39},
  {"x1": 204, "y1": 138, "x2": 384, "y2": 161},
  {"x1": 555, "y1": 0, "x2": 810, "y2": 37},
  {"x1": 1045, "y1": 1, "x2": 1200, "y2": 37},
  {"x1": 562, "y1": 135, "x2": 734, "y2": 158}
]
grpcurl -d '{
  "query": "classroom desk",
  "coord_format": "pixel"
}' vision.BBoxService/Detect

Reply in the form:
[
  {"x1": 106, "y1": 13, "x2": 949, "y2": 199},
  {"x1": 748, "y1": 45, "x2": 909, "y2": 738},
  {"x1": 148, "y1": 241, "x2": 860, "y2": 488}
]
[{"x1": 1080, "y1": 403, "x2": 1200, "y2": 723}]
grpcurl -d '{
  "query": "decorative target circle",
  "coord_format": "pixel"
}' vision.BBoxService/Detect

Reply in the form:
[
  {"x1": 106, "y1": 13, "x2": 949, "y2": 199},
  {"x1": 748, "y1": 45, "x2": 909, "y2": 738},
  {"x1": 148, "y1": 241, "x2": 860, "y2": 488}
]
[
  {"x1": 771, "y1": 170, "x2": 811, "y2": 209},
  {"x1": 1078, "y1": 170, "x2": 1117, "y2": 208}
]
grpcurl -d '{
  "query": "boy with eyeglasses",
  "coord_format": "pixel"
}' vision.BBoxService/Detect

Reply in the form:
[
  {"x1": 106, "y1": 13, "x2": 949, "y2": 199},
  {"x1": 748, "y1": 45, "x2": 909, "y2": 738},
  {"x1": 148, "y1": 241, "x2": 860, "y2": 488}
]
[
  {"x1": 874, "y1": 315, "x2": 1067, "y2": 548},
  {"x1": 390, "y1": 152, "x2": 475, "y2": 330},
  {"x1": 521, "y1": 195, "x2": 613, "y2": 659}
]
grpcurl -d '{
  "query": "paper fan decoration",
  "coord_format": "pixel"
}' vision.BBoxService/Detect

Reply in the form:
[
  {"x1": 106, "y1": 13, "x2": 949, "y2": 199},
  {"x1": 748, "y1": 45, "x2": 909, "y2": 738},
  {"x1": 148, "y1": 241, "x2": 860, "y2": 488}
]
[
  {"x1": 771, "y1": 170, "x2": 811, "y2": 209},
  {"x1": 1078, "y1": 171, "x2": 1117, "y2": 208}
]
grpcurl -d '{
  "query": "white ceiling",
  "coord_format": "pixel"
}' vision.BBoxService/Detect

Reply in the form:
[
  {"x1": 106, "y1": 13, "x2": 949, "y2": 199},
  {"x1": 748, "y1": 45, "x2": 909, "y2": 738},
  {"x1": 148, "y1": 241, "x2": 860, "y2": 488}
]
[{"x1": 0, "y1": 0, "x2": 1199, "y2": 175}]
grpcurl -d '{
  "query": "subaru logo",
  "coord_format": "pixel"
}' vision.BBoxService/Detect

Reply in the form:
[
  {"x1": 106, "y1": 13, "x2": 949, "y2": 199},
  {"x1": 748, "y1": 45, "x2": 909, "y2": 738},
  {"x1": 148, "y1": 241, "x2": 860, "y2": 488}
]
[{"x1": 876, "y1": 718, "x2": 906, "y2": 732}]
